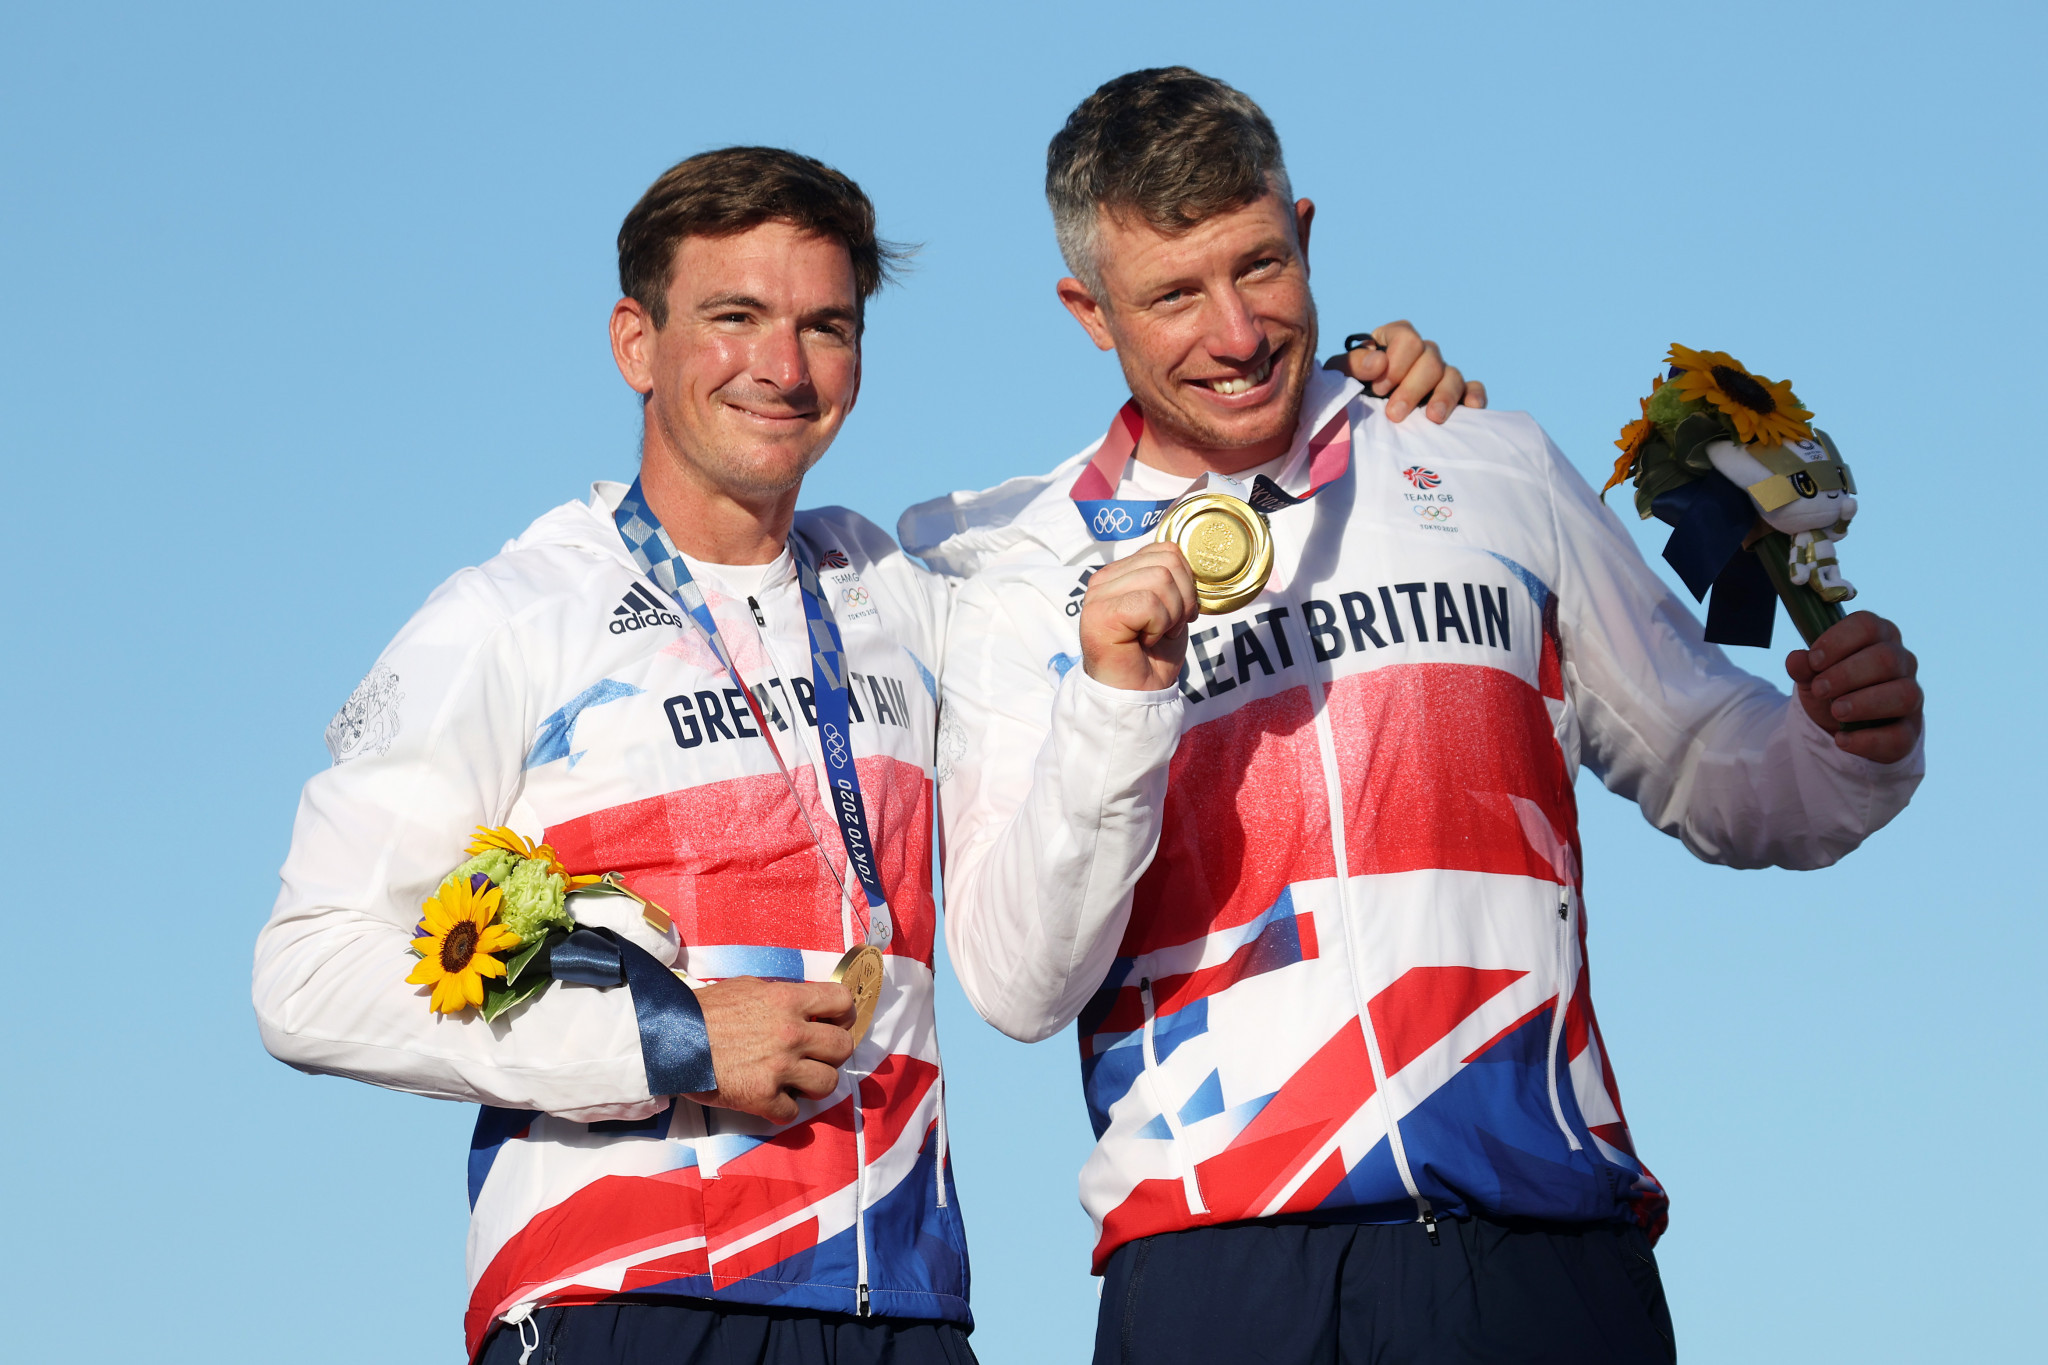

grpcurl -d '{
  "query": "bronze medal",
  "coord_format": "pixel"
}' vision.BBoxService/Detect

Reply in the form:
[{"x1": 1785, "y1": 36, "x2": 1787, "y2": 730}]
[
  {"x1": 1155, "y1": 492, "x2": 1275, "y2": 614},
  {"x1": 831, "y1": 943, "x2": 886, "y2": 1045}
]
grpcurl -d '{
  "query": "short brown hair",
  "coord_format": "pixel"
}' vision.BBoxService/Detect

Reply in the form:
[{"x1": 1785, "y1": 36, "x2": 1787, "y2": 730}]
[
  {"x1": 1046, "y1": 67, "x2": 1290, "y2": 292},
  {"x1": 618, "y1": 146, "x2": 908, "y2": 328}
]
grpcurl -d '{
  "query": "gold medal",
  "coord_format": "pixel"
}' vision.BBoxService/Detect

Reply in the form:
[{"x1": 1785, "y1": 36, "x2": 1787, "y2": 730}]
[
  {"x1": 831, "y1": 944, "x2": 886, "y2": 1045},
  {"x1": 1155, "y1": 492, "x2": 1274, "y2": 614},
  {"x1": 580, "y1": 870, "x2": 674, "y2": 934}
]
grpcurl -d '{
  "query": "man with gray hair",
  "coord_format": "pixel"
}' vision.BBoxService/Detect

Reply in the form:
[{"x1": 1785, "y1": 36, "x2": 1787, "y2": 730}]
[{"x1": 906, "y1": 67, "x2": 1924, "y2": 1362}]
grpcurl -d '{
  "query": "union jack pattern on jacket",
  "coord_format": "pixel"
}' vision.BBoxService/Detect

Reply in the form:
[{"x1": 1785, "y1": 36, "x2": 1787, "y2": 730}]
[
  {"x1": 905, "y1": 369, "x2": 1921, "y2": 1273},
  {"x1": 256, "y1": 486, "x2": 966, "y2": 1359}
]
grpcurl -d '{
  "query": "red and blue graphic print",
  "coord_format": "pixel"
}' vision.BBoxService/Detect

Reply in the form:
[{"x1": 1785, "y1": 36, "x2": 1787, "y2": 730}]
[
  {"x1": 1076, "y1": 555, "x2": 1664, "y2": 1272},
  {"x1": 453, "y1": 510, "x2": 965, "y2": 1358},
  {"x1": 459, "y1": 755, "x2": 966, "y2": 1355}
]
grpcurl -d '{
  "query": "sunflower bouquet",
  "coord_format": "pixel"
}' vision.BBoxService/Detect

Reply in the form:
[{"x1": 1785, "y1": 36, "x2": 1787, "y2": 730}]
[
  {"x1": 1606, "y1": 344, "x2": 1859, "y2": 649},
  {"x1": 406, "y1": 826, "x2": 671, "y2": 1021}
]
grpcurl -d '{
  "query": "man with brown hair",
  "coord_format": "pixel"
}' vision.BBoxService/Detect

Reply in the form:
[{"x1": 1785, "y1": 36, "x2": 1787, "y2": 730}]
[
  {"x1": 913, "y1": 68, "x2": 1924, "y2": 1363},
  {"x1": 258, "y1": 145, "x2": 971, "y2": 1365},
  {"x1": 256, "y1": 141, "x2": 1470, "y2": 1364}
]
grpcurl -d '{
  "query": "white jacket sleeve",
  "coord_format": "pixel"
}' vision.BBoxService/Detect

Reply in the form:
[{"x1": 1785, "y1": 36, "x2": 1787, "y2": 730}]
[
  {"x1": 938, "y1": 579, "x2": 1184, "y2": 1042},
  {"x1": 1541, "y1": 429, "x2": 1925, "y2": 867},
  {"x1": 253, "y1": 570, "x2": 663, "y2": 1121}
]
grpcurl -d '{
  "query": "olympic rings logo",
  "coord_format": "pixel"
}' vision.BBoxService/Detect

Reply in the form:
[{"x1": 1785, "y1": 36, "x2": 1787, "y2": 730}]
[
  {"x1": 1092, "y1": 506, "x2": 1135, "y2": 535},
  {"x1": 822, "y1": 723, "x2": 849, "y2": 766},
  {"x1": 843, "y1": 585, "x2": 871, "y2": 607},
  {"x1": 1414, "y1": 505, "x2": 1454, "y2": 521}
]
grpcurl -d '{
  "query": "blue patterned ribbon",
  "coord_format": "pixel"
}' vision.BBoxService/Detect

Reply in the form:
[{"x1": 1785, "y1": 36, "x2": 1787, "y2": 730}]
[
  {"x1": 1075, "y1": 497, "x2": 1176, "y2": 543},
  {"x1": 789, "y1": 538, "x2": 894, "y2": 945},
  {"x1": 613, "y1": 478, "x2": 891, "y2": 946},
  {"x1": 1069, "y1": 400, "x2": 1356, "y2": 542}
]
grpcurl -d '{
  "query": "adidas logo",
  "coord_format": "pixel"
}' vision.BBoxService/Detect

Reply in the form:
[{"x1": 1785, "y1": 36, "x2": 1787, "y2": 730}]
[{"x1": 609, "y1": 582, "x2": 683, "y2": 635}]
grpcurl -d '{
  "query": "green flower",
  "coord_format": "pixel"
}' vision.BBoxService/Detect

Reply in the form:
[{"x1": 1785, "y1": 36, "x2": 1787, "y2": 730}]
[
  {"x1": 499, "y1": 856, "x2": 574, "y2": 943},
  {"x1": 1645, "y1": 380, "x2": 1709, "y2": 433},
  {"x1": 450, "y1": 848, "x2": 521, "y2": 888}
]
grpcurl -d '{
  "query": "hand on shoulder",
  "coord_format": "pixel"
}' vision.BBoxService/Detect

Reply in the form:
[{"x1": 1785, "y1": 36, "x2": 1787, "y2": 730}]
[{"x1": 1323, "y1": 320, "x2": 1487, "y2": 425}]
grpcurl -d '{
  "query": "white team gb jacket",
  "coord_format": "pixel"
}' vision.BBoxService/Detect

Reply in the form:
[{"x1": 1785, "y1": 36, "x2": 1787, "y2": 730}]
[
  {"x1": 255, "y1": 483, "x2": 969, "y2": 1357},
  {"x1": 901, "y1": 368, "x2": 1923, "y2": 1272}
]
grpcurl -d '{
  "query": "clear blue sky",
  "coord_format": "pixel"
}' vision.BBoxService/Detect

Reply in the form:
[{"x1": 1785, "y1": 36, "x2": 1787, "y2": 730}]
[{"x1": 3, "y1": 2, "x2": 2041, "y2": 1360}]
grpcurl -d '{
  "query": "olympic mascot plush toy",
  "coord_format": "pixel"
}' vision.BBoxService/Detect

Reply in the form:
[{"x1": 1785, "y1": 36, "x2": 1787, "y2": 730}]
[{"x1": 1607, "y1": 345, "x2": 1860, "y2": 648}]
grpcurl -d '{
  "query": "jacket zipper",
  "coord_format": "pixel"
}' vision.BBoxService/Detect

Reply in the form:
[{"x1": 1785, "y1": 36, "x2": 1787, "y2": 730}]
[
  {"x1": 1545, "y1": 883, "x2": 1584, "y2": 1151},
  {"x1": 1139, "y1": 976, "x2": 1208, "y2": 1215},
  {"x1": 934, "y1": 1067, "x2": 950, "y2": 1208},
  {"x1": 1306, "y1": 646, "x2": 1436, "y2": 1242},
  {"x1": 853, "y1": 1087, "x2": 871, "y2": 1315}
]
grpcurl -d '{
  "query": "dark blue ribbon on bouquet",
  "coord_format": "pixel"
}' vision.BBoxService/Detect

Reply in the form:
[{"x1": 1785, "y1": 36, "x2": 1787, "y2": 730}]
[
  {"x1": 1651, "y1": 473, "x2": 1778, "y2": 649},
  {"x1": 550, "y1": 928, "x2": 716, "y2": 1097},
  {"x1": 612, "y1": 476, "x2": 893, "y2": 947}
]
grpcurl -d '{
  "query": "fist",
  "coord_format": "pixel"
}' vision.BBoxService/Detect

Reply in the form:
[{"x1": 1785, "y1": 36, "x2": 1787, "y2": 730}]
[
  {"x1": 686, "y1": 977, "x2": 856, "y2": 1125},
  {"x1": 1079, "y1": 542, "x2": 1202, "y2": 692},
  {"x1": 1785, "y1": 610, "x2": 1924, "y2": 764}
]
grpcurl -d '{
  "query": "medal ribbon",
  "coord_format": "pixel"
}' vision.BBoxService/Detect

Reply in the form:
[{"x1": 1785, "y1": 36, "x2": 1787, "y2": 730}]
[
  {"x1": 1069, "y1": 397, "x2": 1354, "y2": 541},
  {"x1": 613, "y1": 479, "x2": 892, "y2": 947},
  {"x1": 790, "y1": 540, "x2": 894, "y2": 947}
]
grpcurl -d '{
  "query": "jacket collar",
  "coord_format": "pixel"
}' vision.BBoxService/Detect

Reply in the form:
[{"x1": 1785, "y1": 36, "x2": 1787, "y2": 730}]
[{"x1": 899, "y1": 368, "x2": 1366, "y2": 575}]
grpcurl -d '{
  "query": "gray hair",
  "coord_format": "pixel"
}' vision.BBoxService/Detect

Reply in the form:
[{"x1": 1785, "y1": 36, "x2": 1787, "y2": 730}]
[{"x1": 1046, "y1": 67, "x2": 1292, "y2": 296}]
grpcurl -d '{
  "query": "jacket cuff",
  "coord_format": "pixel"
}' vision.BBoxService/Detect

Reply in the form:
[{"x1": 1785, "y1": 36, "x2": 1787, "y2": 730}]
[
  {"x1": 556, "y1": 928, "x2": 718, "y2": 1096},
  {"x1": 1066, "y1": 665, "x2": 1184, "y2": 707},
  {"x1": 1052, "y1": 656, "x2": 1185, "y2": 811}
]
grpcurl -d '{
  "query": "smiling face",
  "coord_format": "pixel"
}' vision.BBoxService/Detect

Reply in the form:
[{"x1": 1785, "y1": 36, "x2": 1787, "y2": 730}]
[
  {"x1": 1059, "y1": 191, "x2": 1317, "y2": 475},
  {"x1": 613, "y1": 220, "x2": 862, "y2": 509}
]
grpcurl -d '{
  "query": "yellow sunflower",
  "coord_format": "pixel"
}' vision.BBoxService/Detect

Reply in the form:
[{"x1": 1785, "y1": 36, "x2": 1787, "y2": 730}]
[
  {"x1": 467, "y1": 825, "x2": 601, "y2": 888},
  {"x1": 1603, "y1": 379, "x2": 1661, "y2": 495},
  {"x1": 406, "y1": 875, "x2": 523, "y2": 1014},
  {"x1": 1665, "y1": 344, "x2": 1813, "y2": 447}
]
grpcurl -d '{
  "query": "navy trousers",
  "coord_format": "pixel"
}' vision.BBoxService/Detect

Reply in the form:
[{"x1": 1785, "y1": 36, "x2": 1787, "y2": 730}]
[
  {"x1": 475, "y1": 1300, "x2": 978, "y2": 1365},
  {"x1": 1093, "y1": 1217, "x2": 1676, "y2": 1365}
]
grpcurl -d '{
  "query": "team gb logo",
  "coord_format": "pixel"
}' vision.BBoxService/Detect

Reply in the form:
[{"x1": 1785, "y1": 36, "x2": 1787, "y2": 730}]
[{"x1": 1402, "y1": 466, "x2": 1442, "y2": 489}]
